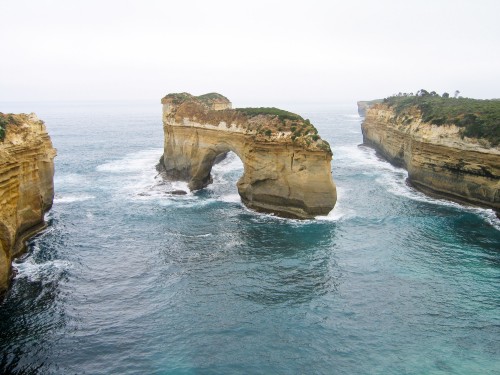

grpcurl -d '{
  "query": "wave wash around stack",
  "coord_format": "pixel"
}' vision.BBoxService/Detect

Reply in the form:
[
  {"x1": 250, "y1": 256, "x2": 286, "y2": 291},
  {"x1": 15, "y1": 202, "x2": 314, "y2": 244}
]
[{"x1": 158, "y1": 93, "x2": 337, "y2": 219}]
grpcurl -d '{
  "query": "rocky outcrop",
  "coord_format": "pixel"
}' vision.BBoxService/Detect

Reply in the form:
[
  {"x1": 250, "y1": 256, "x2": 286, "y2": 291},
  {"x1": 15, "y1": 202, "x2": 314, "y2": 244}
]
[
  {"x1": 159, "y1": 93, "x2": 337, "y2": 219},
  {"x1": 0, "y1": 113, "x2": 56, "y2": 295},
  {"x1": 357, "y1": 99, "x2": 382, "y2": 117},
  {"x1": 361, "y1": 104, "x2": 500, "y2": 214}
]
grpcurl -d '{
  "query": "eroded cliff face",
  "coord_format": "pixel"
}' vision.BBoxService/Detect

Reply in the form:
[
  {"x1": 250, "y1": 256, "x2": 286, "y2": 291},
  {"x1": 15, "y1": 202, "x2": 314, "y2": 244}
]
[
  {"x1": 159, "y1": 93, "x2": 337, "y2": 219},
  {"x1": 357, "y1": 99, "x2": 382, "y2": 117},
  {"x1": 0, "y1": 113, "x2": 56, "y2": 294},
  {"x1": 362, "y1": 104, "x2": 500, "y2": 214}
]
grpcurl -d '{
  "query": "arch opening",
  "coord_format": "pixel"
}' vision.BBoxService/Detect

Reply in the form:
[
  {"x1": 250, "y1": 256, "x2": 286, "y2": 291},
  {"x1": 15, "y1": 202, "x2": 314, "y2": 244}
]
[{"x1": 189, "y1": 144, "x2": 244, "y2": 194}]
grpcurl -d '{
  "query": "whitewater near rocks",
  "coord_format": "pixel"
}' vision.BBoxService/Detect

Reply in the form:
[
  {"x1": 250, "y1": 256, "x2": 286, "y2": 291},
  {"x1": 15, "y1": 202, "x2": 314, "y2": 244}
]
[{"x1": 0, "y1": 101, "x2": 498, "y2": 374}]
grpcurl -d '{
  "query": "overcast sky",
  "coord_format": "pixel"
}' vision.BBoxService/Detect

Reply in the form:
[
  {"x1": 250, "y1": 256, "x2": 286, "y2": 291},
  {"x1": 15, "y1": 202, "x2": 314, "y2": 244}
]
[{"x1": 1, "y1": 0, "x2": 499, "y2": 106}]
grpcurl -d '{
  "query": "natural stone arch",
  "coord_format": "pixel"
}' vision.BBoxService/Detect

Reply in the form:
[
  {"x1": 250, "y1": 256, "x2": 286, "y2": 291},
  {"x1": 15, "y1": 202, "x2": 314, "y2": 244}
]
[
  {"x1": 159, "y1": 93, "x2": 337, "y2": 219},
  {"x1": 187, "y1": 141, "x2": 245, "y2": 191}
]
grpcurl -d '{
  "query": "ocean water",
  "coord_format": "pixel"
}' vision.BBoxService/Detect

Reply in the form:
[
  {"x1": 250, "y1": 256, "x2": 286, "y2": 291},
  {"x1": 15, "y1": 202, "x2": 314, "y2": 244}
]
[{"x1": 0, "y1": 101, "x2": 499, "y2": 374}]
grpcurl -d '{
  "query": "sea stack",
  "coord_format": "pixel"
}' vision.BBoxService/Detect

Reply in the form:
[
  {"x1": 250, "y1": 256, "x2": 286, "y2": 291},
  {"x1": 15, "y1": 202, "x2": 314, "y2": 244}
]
[
  {"x1": 0, "y1": 113, "x2": 56, "y2": 295},
  {"x1": 158, "y1": 92, "x2": 337, "y2": 219},
  {"x1": 361, "y1": 95, "x2": 500, "y2": 215}
]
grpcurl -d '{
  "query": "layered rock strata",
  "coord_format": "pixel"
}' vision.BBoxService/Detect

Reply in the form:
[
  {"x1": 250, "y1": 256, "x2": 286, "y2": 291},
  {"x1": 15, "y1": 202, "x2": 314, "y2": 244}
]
[
  {"x1": 0, "y1": 113, "x2": 56, "y2": 294},
  {"x1": 159, "y1": 93, "x2": 337, "y2": 219},
  {"x1": 361, "y1": 104, "x2": 500, "y2": 214}
]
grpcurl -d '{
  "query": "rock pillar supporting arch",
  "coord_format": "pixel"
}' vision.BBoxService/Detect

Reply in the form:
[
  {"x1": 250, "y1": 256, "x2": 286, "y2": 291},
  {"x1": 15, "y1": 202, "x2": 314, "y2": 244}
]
[{"x1": 160, "y1": 93, "x2": 337, "y2": 219}]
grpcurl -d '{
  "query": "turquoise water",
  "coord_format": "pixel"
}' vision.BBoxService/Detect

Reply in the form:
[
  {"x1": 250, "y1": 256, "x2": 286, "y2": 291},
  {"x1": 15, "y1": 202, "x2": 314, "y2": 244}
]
[{"x1": 0, "y1": 101, "x2": 499, "y2": 374}]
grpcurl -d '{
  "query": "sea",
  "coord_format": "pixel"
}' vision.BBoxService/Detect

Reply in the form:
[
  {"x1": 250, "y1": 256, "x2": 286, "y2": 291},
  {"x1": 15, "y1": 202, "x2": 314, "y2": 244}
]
[{"x1": 0, "y1": 100, "x2": 499, "y2": 374}]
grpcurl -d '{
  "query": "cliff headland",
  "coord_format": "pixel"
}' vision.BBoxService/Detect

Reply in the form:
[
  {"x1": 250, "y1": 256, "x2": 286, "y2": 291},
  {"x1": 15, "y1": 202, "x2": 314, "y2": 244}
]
[
  {"x1": 158, "y1": 93, "x2": 337, "y2": 219},
  {"x1": 357, "y1": 99, "x2": 383, "y2": 117},
  {"x1": 0, "y1": 113, "x2": 56, "y2": 295},
  {"x1": 360, "y1": 93, "x2": 500, "y2": 215}
]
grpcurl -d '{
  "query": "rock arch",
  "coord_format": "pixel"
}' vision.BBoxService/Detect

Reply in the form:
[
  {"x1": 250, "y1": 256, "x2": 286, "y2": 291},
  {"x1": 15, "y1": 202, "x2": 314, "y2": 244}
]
[{"x1": 159, "y1": 93, "x2": 337, "y2": 219}]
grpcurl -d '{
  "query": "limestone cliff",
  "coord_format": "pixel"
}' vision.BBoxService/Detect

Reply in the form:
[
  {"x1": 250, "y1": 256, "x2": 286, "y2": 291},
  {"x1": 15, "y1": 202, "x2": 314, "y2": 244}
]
[
  {"x1": 0, "y1": 113, "x2": 56, "y2": 294},
  {"x1": 361, "y1": 103, "x2": 500, "y2": 214},
  {"x1": 357, "y1": 99, "x2": 383, "y2": 117},
  {"x1": 159, "y1": 93, "x2": 337, "y2": 219}
]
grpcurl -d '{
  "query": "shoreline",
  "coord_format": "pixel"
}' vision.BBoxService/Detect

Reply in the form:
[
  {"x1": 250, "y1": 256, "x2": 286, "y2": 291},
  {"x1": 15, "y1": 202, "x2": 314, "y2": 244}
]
[
  {"x1": 0, "y1": 220, "x2": 49, "y2": 300},
  {"x1": 363, "y1": 141, "x2": 500, "y2": 219}
]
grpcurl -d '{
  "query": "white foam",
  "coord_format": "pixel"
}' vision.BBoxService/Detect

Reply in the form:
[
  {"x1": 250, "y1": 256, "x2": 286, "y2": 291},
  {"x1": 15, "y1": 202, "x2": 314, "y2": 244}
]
[
  {"x1": 316, "y1": 186, "x2": 355, "y2": 222},
  {"x1": 334, "y1": 145, "x2": 402, "y2": 174},
  {"x1": 219, "y1": 194, "x2": 242, "y2": 203},
  {"x1": 94, "y1": 148, "x2": 245, "y2": 204},
  {"x1": 170, "y1": 181, "x2": 190, "y2": 191},
  {"x1": 178, "y1": 233, "x2": 213, "y2": 238},
  {"x1": 212, "y1": 152, "x2": 244, "y2": 175},
  {"x1": 205, "y1": 151, "x2": 243, "y2": 189},
  {"x1": 96, "y1": 148, "x2": 162, "y2": 173},
  {"x1": 134, "y1": 180, "x2": 192, "y2": 201},
  {"x1": 480, "y1": 210, "x2": 500, "y2": 231},
  {"x1": 13, "y1": 257, "x2": 72, "y2": 283},
  {"x1": 352, "y1": 147, "x2": 500, "y2": 230},
  {"x1": 381, "y1": 173, "x2": 500, "y2": 229},
  {"x1": 155, "y1": 195, "x2": 216, "y2": 208},
  {"x1": 239, "y1": 205, "x2": 312, "y2": 225},
  {"x1": 96, "y1": 148, "x2": 193, "y2": 201},
  {"x1": 54, "y1": 194, "x2": 95, "y2": 203}
]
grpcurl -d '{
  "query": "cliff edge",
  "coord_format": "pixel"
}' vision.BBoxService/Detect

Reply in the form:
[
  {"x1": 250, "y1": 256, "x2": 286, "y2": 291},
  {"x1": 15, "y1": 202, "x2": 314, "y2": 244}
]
[
  {"x1": 159, "y1": 93, "x2": 337, "y2": 219},
  {"x1": 357, "y1": 99, "x2": 383, "y2": 117},
  {"x1": 0, "y1": 113, "x2": 56, "y2": 295},
  {"x1": 361, "y1": 99, "x2": 500, "y2": 215}
]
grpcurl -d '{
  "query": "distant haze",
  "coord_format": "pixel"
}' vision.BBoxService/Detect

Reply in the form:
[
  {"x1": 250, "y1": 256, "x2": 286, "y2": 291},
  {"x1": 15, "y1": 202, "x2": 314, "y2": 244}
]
[{"x1": 1, "y1": 0, "x2": 499, "y2": 106}]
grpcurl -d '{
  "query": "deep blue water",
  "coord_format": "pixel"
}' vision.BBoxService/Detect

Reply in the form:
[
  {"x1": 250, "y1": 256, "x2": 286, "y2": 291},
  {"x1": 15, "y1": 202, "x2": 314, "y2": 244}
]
[{"x1": 0, "y1": 101, "x2": 499, "y2": 374}]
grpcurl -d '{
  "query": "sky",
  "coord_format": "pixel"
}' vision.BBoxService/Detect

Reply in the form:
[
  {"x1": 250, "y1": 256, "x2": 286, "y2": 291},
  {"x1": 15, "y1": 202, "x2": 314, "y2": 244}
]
[{"x1": 1, "y1": 0, "x2": 499, "y2": 106}]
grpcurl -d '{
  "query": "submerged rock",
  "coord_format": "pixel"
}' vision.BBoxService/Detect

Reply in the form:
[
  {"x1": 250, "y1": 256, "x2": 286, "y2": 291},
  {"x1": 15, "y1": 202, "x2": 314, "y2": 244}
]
[{"x1": 168, "y1": 190, "x2": 187, "y2": 195}]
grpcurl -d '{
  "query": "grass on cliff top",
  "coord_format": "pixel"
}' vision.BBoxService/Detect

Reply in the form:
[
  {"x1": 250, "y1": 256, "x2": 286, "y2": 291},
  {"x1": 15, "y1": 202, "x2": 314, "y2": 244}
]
[
  {"x1": 359, "y1": 99, "x2": 383, "y2": 106},
  {"x1": 163, "y1": 92, "x2": 230, "y2": 105},
  {"x1": 235, "y1": 107, "x2": 304, "y2": 122},
  {"x1": 0, "y1": 113, "x2": 10, "y2": 141},
  {"x1": 235, "y1": 107, "x2": 329, "y2": 150},
  {"x1": 0, "y1": 113, "x2": 28, "y2": 141},
  {"x1": 196, "y1": 92, "x2": 230, "y2": 103},
  {"x1": 384, "y1": 92, "x2": 500, "y2": 145}
]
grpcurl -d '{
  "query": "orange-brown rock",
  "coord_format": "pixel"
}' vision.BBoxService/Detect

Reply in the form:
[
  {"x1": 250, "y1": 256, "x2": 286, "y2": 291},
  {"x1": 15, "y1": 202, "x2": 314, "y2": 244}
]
[
  {"x1": 362, "y1": 103, "x2": 500, "y2": 214},
  {"x1": 159, "y1": 93, "x2": 337, "y2": 219},
  {"x1": 0, "y1": 113, "x2": 56, "y2": 294}
]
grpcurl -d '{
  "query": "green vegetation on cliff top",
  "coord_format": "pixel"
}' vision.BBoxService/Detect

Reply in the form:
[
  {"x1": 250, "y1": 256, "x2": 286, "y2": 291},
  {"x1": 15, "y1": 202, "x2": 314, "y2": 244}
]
[
  {"x1": 0, "y1": 116, "x2": 6, "y2": 141},
  {"x1": 196, "y1": 92, "x2": 230, "y2": 102},
  {"x1": 164, "y1": 92, "x2": 230, "y2": 105},
  {"x1": 0, "y1": 113, "x2": 34, "y2": 142},
  {"x1": 235, "y1": 107, "x2": 322, "y2": 143},
  {"x1": 162, "y1": 93, "x2": 329, "y2": 152},
  {"x1": 0, "y1": 113, "x2": 19, "y2": 141},
  {"x1": 234, "y1": 107, "x2": 304, "y2": 122},
  {"x1": 383, "y1": 91, "x2": 500, "y2": 145},
  {"x1": 359, "y1": 99, "x2": 383, "y2": 106}
]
